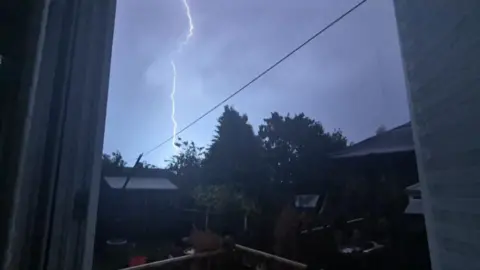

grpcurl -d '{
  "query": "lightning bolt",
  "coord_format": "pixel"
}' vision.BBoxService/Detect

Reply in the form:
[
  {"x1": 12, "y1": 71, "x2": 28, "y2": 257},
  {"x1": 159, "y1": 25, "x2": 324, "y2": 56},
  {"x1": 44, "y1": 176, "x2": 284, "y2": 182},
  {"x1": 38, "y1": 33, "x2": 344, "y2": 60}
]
[{"x1": 170, "y1": 0, "x2": 194, "y2": 152}]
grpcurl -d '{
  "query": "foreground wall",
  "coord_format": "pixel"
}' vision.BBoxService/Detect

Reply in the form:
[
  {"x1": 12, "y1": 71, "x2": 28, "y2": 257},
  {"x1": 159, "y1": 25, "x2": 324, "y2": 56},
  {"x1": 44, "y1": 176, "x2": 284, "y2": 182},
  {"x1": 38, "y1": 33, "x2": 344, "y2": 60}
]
[
  {"x1": 393, "y1": 1, "x2": 480, "y2": 269},
  {"x1": 1, "y1": 0, "x2": 116, "y2": 269}
]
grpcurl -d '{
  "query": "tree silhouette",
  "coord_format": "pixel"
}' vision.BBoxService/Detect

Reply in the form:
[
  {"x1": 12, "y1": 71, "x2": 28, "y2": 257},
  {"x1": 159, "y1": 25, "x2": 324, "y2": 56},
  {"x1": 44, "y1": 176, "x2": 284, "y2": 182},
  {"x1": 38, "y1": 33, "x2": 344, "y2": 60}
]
[
  {"x1": 102, "y1": 150, "x2": 157, "y2": 169},
  {"x1": 203, "y1": 106, "x2": 268, "y2": 199},
  {"x1": 259, "y1": 112, "x2": 348, "y2": 192},
  {"x1": 102, "y1": 150, "x2": 127, "y2": 168},
  {"x1": 166, "y1": 138, "x2": 204, "y2": 190},
  {"x1": 164, "y1": 108, "x2": 350, "y2": 221}
]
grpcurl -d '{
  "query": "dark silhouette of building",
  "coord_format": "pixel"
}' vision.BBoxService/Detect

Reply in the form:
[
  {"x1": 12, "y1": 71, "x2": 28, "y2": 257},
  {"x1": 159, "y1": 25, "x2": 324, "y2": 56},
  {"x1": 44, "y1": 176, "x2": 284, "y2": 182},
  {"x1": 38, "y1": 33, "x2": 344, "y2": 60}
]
[
  {"x1": 96, "y1": 167, "x2": 191, "y2": 245},
  {"x1": 393, "y1": 1, "x2": 480, "y2": 269}
]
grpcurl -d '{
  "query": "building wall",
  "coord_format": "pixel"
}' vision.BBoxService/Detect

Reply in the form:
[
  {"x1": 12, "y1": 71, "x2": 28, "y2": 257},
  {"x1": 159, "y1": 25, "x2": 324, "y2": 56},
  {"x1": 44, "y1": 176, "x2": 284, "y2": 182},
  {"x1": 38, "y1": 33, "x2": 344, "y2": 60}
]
[
  {"x1": 96, "y1": 186, "x2": 186, "y2": 242},
  {"x1": 393, "y1": 1, "x2": 480, "y2": 269}
]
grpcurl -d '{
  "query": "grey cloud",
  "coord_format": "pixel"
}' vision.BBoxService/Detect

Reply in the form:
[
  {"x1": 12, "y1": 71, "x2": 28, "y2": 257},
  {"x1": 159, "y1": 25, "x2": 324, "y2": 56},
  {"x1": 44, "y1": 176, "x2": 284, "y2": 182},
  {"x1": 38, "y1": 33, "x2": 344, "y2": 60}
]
[{"x1": 104, "y1": 0, "x2": 410, "y2": 165}]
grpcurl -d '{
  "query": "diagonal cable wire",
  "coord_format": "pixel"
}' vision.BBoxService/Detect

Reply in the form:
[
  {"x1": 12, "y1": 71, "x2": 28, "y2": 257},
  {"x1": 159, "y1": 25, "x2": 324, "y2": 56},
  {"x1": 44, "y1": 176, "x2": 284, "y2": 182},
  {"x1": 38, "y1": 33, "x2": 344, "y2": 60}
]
[{"x1": 141, "y1": 0, "x2": 368, "y2": 158}]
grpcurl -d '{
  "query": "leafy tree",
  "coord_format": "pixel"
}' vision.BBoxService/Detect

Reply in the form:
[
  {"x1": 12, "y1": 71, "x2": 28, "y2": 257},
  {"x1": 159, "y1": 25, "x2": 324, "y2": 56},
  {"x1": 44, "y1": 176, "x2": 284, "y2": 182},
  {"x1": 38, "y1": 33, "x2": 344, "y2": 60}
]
[
  {"x1": 190, "y1": 184, "x2": 257, "y2": 230},
  {"x1": 164, "y1": 109, "x2": 349, "y2": 235},
  {"x1": 203, "y1": 106, "x2": 268, "y2": 199},
  {"x1": 259, "y1": 112, "x2": 348, "y2": 192},
  {"x1": 102, "y1": 150, "x2": 157, "y2": 169},
  {"x1": 138, "y1": 161, "x2": 157, "y2": 169},
  {"x1": 234, "y1": 191, "x2": 259, "y2": 231},
  {"x1": 167, "y1": 124, "x2": 262, "y2": 229},
  {"x1": 166, "y1": 138, "x2": 204, "y2": 190},
  {"x1": 102, "y1": 150, "x2": 127, "y2": 168},
  {"x1": 164, "y1": 138, "x2": 208, "y2": 215},
  {"x1": 191, "y1": 184, "x2": 234, "y2": 229}
]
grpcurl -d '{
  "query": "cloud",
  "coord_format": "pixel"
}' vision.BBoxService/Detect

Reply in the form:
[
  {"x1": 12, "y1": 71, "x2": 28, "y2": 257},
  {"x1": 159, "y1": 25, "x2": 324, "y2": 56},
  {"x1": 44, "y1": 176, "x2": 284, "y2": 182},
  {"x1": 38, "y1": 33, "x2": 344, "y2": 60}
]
[{"x1": 104, "y1": 0, "x2": 410, "y2": 165}]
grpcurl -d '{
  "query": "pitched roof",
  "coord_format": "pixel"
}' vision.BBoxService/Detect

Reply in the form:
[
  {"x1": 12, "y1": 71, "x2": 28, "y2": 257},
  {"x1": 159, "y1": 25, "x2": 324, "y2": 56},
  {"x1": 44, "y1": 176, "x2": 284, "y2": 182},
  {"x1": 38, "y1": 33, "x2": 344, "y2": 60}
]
[
  {"x1": 331, "y1": 122, "x2": 414, "y2": 159},
  {"x1": 102, "y1": 167, "x2": 178, "y2": 190},
  {"x1": 103, "y1": 167, "x2": 174, "y2": 178},
  {"x1": 104, "y1": 176, "x2": 178, "y2": 190},
  {"x1": 405, "y1": 182, "x2": 421, "y2": 197},
  {"x1": 405, "y1": 182, "x2": 421, "y2": 192}
]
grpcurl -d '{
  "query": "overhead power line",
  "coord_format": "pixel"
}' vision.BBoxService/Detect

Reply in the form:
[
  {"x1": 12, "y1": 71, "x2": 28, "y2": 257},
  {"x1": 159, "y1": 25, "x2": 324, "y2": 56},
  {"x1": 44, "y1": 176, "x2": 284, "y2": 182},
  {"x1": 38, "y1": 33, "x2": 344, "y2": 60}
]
[{"x1": 141, "y1": 0, "x2": 368, "y2": 158}]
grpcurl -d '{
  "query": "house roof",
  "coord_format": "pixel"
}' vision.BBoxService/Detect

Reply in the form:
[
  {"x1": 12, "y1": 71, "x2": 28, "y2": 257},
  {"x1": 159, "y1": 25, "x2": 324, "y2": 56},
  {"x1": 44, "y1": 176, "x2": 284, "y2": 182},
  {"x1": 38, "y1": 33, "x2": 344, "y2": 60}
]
[
  {"x1": 103, "y1": 167, "x2": 175, "y2": 178},
  {"x1": 104, "y1": 176, "x2": 178, "y2": 190},
  {"x1": 331, "y1": 122, "x2": 414, "y2": 159},
  {"x1": 102, "y1": 167, "x2": 178, "y2": 190},
  {"x1": 405, "y1": 182, "x2": 421, "y2": 197},
  {"x1": 406, "y1": 182, "x2": 421, "y2": 192}
]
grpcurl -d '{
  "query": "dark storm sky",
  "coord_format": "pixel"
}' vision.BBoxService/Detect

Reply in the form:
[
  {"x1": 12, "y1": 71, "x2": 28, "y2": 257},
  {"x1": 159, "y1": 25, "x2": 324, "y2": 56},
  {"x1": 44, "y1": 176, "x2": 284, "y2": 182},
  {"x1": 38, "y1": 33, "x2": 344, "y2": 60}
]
[{"x1": 103, "y1": 0, "x2": 410, "y2": 166}]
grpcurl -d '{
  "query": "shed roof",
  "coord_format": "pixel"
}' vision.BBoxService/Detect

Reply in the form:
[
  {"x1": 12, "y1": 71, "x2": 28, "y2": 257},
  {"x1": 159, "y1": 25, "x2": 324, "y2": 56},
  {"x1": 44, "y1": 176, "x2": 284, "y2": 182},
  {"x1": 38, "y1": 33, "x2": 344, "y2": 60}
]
[
  {"x1": 406, "y1": 182, "x2": 421, "y2": 192},
  {"x1": 104, "y1": 176, "x2": 178, "y2": 190},
  {"x1": 102, "y1": 167, "x2": 178, "y2": 190},
  {"x1": 331, "y1": 122, "x2": 414, "y2": 159},
  {"x1": 405, "y1": 182, "x2": 421, "y2": 197},
  {"x1": 103, "y1": 167, "x2": 174, "y2": 178}
]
